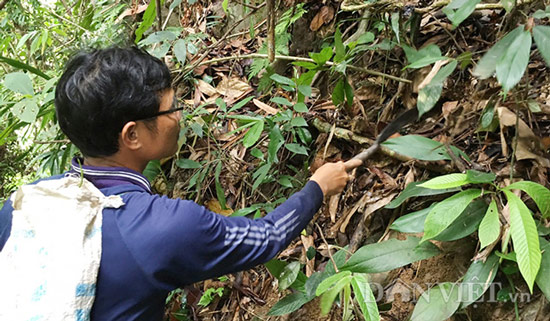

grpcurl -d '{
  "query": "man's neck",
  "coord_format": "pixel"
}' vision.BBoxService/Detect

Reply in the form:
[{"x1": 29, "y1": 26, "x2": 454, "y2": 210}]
[{"x1": 83, "y1": 154, "x2": 147, "y2": 173}]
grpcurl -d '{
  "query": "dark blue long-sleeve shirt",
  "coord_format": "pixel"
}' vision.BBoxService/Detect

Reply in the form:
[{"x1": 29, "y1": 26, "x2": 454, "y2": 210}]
[{"x1": 0, "y1": 158, "x2": 324, "y2": 320}]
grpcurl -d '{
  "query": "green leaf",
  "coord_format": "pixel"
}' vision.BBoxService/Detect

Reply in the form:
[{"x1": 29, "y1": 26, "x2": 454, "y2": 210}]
[
  {"x1": 479, "y1": 199, "x2": 500, "y2": 249},
  {"x1": 12, "y1": 99, "x2": 39, "y2": 123},
  {"x1": 473, "y1": 25, "x2": 524, "y2": 79},
  {"x1": 222, "y1": 0, "x2": 229, "y2": 12},
  {"x1": 298, "y1": 85, "x2": 312, "y2": 97},
  {"x1": 316, "y1": 271, "x2": 352, "y2": 295},
  {"x1": 250, "y1": 148, "x2": 264, "y2": 160},
  {"x1": 0, "y1": 55, "x2": 50, "y2": 80},
  {"x1": 285, "y1": 143, "x2": 308, "y2": 156},
  {"x1": 417, "y1": 60, "x2": 457, "y2": 116},
  {"x1": 505, "y1": 181, "x2": 550, "y2": 218},
  {"x1": 382, "y1": 135, "x2": 465, "y2": 161},
  {"x1": 419, "y1": 173, "x2": 469, "y2": 189},
  {"x1": 390, "y1": 205, "x2": 433, "y2": 233},
  {"x1": 310, "y1": 46, "x2": 333, "y2": 65},
  {"x1": 215, "y1": 162, "x2": 227, "y2": 209},
  {"x1": 279, "y1": 261, "x2": 301, "y2": 291},
  {"x1": 135, "y1": 0, "x2": 157, "y2": 43},
  {"x1": 334, "y1": 29, "x2": 345, "y2": 63},
  {"x1": 270, "y1": 74, "x2": 295, "y2": 87},
  {"x1": 386, "y1": 181, "x2": 459, "y2": 209},
  {"x1": 4, "y1": 72, "x2": 34, "y2": 95},
  {"x1": 351, "y1": 274, "x2": 380, "y2": 321},
  {"x1": 293, "y1": 61, "x2": 318, "y2": 69},
  {"x1": 391, "y1": 12, "x2": 400, "y2": 43},
  {"x1": 143, "y1": 160, "x2": 162, "y2": 182},
  {"x1": 242, "y1": 120, "x2": 264, "y2": 148},
  {"x1": 341, "y1": 237, "x2": 440, "y2": 273},
  {"x1": 357, "y1": 32, "x2": 375, "y2": 44},
  {"x1": 271, "y1": 96, "x2": 293, "y2": 106},
  {"x1": 533, "y1": 25, "x2": 550, "y2": 67},
  {"x1": 496, "y1": 29, "x2": 531, "y2": 94},
  {"x1": 417, "y1": 84, "x2": 443, "y2": 117},
  {"x1": 442, "y1": 0, "x2": 481, "y2": 27},
  {"x1": 466, "y1": 169, "x2": 496, "y2": 184},
  {"x1": 176, "y1": 158, "x2": 201, "y2": 169},
  {"x1": 503, "y1": 190, "x2": 541, "y2": 293},
  {"x1": 501, "y1": 0, "x2": 515, "y2": 12},
  {"x1": 528, "y1": 100, "x2": 542, "y2": 113},
  {"x1": 252, "y1": 163, "x2": 271, "y2": 189},
  {"x1": 403, "y1": 44, "x2": 444, "y2": 69},
  {"x1": 459, "y1": 253, "x2": 500, "y2": 309},
  {"x1": 344, "y1": 79, "x2": 354, "y2": 107},
  {"x1": 228, "y1": 96, "x2": 254, "y2": 113},
  {"x1": 290, "y1": 116, "x2": 307, "y2": 127},
  {"x1": 434, "y1": 200, "x2": 487, "y2": 241},
  {"x1": 319, "y1": 274, "x2": 353, "y2": 315},
  {"x1": 421, "y1": 189, "x2": 482, "y2": 242},
  {"x1": 536, "y1": 238, "x2": 550, "y2": 301},
  {"x1": 268, "y1": 292, "x2": 310, "y2": 315},
  {"x1": 268, "y1": 126, "x2": 284, "y2": 163},
  {"x1": 140, "y1": 31, "x2": 178, "y2": 45},
  {"x1": 293, "y1": 102, "x2": 309, "y2": 112},
  {"x1": 533, "y1": 6, "x2": 550, "y2": 19},
  {"x1": 410, "y1": 283, "x2": 461, "y2": 321},
  {"x1": 215, "y1": 97, "x2": 226, "y2": 113},
  {"x1": 278, "y1": 176, "x2": 293, "y2": 188},
  {"x1": 332, "y1": 78, "x2": 345, "y2": 106},
  {"x1": 174, "y1": 39, "x2": 187, "y2": 65},
  {"x1": 187, "y1": 42, "x2": 198, "y2": 55}
]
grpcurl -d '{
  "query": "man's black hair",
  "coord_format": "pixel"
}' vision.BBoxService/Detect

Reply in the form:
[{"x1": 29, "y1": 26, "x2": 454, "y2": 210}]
[{"x1": 55, "y1": 47, "x2": 171, "y2": 157}]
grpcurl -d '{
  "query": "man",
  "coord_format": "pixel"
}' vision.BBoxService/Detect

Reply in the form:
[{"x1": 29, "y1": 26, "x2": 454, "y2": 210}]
[{"x1": 0, "y1": 47, "x2": 360, "y2": 320}]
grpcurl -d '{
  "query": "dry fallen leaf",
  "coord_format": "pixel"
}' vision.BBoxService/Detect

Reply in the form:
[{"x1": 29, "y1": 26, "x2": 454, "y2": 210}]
[
  {"x1": 196, "y1": 79, "x2": 217, "y2": 97},
  {"x1": 116, "y1": 4, "x2": 148, "y2": 22},
  {"x1": 206, "y1": 199, "x2": 234, "y2": 216},
  {"x1": 216, "y1": 76, "x2": 252, "y2": 100},
  {"x1": 310, "y1": 5, "x2": 335, "y2": 31},
  {"x1": 339, "y1": 193, "x2": 396, "y2": 233},
  {"x1": 252, "y1": 99, "x2": 279, "y2": 115},
  {"x1": 497, "y1": 107, "x2": 550, "y2": 167},
  {"x1": 442, "y1": 101, "x2": 459, "y2": 119}
]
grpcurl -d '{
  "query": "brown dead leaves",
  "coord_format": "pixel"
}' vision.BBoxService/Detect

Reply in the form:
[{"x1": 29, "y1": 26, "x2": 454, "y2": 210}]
[{"x1": 310, "y1": 5, "x2": 335, "y2": 31}]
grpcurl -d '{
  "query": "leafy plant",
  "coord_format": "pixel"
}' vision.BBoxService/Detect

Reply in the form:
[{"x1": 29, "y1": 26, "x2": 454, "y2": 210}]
[
  {"x1": 387, "y1": 170, "x2": 550, "y2": 319},
  {"x1": 267, "y1": 237, "x2": 440, "y2": 319}
]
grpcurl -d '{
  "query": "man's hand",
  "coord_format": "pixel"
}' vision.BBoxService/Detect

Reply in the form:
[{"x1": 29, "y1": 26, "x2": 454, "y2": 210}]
[{"x1": 310, "y1": 160, "x2": 361, "y2": 197}]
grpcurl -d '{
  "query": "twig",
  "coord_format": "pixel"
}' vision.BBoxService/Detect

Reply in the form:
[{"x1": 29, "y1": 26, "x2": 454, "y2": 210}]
[
  {"x1": 34, "y1": 139, "x2": 71, "y2": 144},
  {"x1": 340, "y1": 0, "x2": 533, "y2": 12},
  {"x1": 266, "y1": 0, "x2": 275, "y2": 62},
  {"x1": 184, "y1": 53, "x2": 412, "y2": 83},
  {"x1": 316, "y1": 223, "x2": 339, "y2": 273},
  {"x1": 155, "y1": 0, "x2": 162, "y2": 31},
  {"x1": 161, "y1": 6, "x2": 174, "y2": 31}
]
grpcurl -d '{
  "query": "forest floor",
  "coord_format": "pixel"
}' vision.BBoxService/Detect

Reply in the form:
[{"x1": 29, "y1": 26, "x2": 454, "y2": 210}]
[{"x1": 150, "y1": 0, "x2": 550, "y2": 320}]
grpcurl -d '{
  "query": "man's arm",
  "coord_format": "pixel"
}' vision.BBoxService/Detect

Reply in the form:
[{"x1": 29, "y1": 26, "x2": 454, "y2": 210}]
[{"x1": 119, "y1": 161, "x2": 355, "y2": 290}]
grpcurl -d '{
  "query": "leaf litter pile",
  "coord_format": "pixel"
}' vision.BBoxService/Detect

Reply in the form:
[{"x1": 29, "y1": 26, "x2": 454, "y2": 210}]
[{"x1": 150, "y1": 1, "x2": 550, "y2": 320}]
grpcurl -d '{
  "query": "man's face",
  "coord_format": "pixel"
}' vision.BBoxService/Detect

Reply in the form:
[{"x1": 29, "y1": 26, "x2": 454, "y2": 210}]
[{"x1": 141, "y1": 89, "x2": 181, "y2": 160}]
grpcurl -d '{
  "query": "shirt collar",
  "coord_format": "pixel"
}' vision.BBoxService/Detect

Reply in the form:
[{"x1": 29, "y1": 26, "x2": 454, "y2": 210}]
[{"x1": 66, "y1": 157, "x2": 152, "y2": 193}]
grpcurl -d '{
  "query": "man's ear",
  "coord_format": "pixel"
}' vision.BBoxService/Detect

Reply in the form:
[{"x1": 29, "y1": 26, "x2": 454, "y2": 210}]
[{"x1": 120, "y1": 121, "x2": 142, "y2": 151}]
